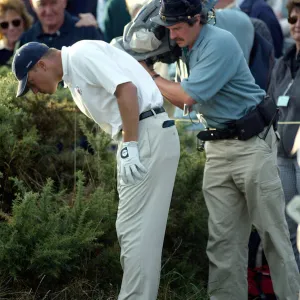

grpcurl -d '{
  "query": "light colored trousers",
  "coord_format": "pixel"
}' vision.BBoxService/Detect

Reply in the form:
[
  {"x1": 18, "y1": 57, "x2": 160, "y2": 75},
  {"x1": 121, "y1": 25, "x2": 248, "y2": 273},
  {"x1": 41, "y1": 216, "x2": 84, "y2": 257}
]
[
  {"x1": 203, "y1": 127, "x2": 300, "y2": 300},
  {"x1": 277, "y1": 156, "x2": 300, "y2": 271},
  {"x1": 116, "y1": 112, "x2": 180, "y2": 300}
]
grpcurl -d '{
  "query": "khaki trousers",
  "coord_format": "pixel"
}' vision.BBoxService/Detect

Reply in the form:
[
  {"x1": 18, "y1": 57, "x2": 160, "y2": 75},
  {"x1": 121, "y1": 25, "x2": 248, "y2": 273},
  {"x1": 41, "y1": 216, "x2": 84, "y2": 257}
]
[
  {"x1": 116, "y1": 112, "x2": 180, "y2": 300},
  {"x1": 203, "y1": 127, "x2": 300, "y2": 300}
]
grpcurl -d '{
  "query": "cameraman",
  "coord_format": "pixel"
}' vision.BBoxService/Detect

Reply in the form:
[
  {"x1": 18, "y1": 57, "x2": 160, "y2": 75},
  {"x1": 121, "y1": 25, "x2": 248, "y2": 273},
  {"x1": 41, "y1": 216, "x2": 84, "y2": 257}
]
[{"x1": 140, "y1": 0, "x2": 300, "y2": 299}]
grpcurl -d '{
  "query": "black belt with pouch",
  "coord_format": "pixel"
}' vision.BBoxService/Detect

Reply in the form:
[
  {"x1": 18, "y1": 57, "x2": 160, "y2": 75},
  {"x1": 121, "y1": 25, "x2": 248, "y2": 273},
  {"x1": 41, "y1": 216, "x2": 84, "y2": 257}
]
[{"x1": 197, "y1": 95, "x2": 278, "y2": 142}]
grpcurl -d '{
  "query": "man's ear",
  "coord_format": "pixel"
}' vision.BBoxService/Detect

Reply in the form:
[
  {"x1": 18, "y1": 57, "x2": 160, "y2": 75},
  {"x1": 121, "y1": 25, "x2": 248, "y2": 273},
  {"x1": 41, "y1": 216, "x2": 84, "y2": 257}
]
[
  {"x1": 195, "y1": 14, "x2": 201, "y2": 23},
  {"x1": 36, "y1": 60, "x2": 47, "y2": 71}
]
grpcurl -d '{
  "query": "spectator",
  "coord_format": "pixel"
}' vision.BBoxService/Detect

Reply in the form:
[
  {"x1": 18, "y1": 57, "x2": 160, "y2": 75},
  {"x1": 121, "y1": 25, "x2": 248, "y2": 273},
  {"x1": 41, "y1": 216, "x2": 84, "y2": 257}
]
[
  {"x1": 65, "y1": 0, "x2": 101, "y2": 29},
  {"x1": 66, "y1": 0, "x2": 98, "y2": 17},
  {"x1": 19, "y1": 0, "x2": 103, "y2": 49},
  {"x1": 0, "y1": 0, "x2": 32, "y2": 66},
  {"x1": 268, "y1": 0, "x2": 300, "y2": 270},
  {"x1": 103, "y1": 0, "x2": 131, "y2": 42},
  {"x1": 23, "y1": 0, "x2": 99, "y2": 28},
  {"x1": 248, "y1": 18, "x2": 275, "y2": 91},
  {"x1": 251, "y1": 17, "x2": 273, "y2": 45},
  {"x1": 240, "y1": 0, "x2": 284, "y2": 57}
]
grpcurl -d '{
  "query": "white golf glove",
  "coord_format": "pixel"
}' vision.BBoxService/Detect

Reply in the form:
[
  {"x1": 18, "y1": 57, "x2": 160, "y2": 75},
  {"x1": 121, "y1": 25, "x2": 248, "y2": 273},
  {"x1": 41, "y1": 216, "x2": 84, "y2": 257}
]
[{"x1": 119, "y1": 141, "x2": 147, "y2": 185}]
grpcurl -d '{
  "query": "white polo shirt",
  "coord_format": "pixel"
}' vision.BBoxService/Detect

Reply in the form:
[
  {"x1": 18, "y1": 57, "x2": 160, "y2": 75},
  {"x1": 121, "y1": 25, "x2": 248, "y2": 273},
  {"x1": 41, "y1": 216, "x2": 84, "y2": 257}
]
[{"x1": 61, "y1": 40, "x2": 163, "y2": 139}]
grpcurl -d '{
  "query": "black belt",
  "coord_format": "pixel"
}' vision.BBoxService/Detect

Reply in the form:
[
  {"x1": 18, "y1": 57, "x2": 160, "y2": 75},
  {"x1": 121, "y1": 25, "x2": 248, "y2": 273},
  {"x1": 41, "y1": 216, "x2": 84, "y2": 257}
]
[
  {"x1": 139, "y1": 107, "x2": 165, "y2": 121},
  {"x1": 197, "y1": 129, "x2": 238, "y2": 141}
]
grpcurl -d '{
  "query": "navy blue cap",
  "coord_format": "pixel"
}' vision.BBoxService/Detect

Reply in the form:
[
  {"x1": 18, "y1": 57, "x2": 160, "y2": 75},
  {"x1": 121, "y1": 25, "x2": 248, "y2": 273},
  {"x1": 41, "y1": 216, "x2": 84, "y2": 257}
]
[
  {"x1": 12, "y1": 42, "x2": 49, "y2": 97},
  {"x1": 151, "y1": 0, "x2": 202, "y2": 26}
]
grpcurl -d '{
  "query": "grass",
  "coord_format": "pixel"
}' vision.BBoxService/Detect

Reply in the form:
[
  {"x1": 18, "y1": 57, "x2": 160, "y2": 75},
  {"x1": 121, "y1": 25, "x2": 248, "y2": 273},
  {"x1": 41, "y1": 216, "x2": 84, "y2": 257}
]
[{"x1": 0, "y1": 272, "x2": 209, "y2": 300}]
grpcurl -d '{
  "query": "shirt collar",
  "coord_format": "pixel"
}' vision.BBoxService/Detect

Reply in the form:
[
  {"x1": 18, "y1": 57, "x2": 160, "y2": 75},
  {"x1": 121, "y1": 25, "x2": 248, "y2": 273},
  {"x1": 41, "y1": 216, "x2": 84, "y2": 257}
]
[
  {"x1": 36, "y1": 11, "x2": 77, "y2": 38},
  {"x1": 190, "y1": 24, "x2": 208, "y2": 53},
  {"x1": 181, "y1": 25, "x2": 207, "y2": 67},
  {"x1": 61, "y1": 46, "x2": 70, "y2": 87}
]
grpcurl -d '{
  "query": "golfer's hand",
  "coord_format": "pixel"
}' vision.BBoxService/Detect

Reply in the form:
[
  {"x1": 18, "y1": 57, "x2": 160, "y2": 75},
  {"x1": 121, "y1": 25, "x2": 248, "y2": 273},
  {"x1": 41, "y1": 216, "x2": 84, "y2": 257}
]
[{"x1": 120, "y1": 141, "x2": 147, "y2": 185}]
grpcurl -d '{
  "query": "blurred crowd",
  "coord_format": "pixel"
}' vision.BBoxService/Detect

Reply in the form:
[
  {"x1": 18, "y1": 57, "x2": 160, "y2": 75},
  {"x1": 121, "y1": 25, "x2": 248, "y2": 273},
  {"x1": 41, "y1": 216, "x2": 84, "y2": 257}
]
[
  {"x1": 0, "y1": 0, "x2": 136, "y2": 66},
  {"x1": 0, "y1": 0, "x2": 294, "y2": 66}
]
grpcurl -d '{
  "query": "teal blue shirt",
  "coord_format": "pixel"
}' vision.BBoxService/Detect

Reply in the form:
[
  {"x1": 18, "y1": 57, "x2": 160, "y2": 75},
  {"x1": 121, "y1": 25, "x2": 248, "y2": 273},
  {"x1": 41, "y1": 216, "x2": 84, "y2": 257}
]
[{"x1": 180, "y1": 24, "x2": 265, "y2": 129}]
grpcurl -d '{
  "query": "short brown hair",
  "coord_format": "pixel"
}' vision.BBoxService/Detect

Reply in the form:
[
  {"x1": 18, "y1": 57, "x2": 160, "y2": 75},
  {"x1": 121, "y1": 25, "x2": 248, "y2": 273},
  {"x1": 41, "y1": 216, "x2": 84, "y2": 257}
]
[
  {"x1": 0, "y1": 0, "x2": 33, "y2": 40},
  {"x1": 286, "y1": 0, "x2": 300, "y2": 17}
]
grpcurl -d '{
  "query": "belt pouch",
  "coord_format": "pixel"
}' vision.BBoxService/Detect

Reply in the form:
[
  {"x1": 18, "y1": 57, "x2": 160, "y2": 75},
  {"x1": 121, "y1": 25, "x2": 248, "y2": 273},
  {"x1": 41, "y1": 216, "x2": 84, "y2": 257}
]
[
  {"x1": 257, "y1": 95, "x2": 278, "y2": 125},
  {"x1": 235, "y1": 109, "x2": 265, "y2": 140}
]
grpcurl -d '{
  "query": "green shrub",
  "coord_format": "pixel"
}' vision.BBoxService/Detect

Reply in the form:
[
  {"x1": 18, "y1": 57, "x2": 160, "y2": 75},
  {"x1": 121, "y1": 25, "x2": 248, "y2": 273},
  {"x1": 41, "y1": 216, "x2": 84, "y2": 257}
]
[
  {"x1": 0, "y1": 74, "x2": 41, "y2": 211},
  {"x1": 0, "y1": 73, "x2": 115, "y2": 210},
  {"x1": 0, "y1": 173, "x2": 109, "y2": 279},
  {"x1": 0, "y1": 65, "x2": 10, "y2": 77}
]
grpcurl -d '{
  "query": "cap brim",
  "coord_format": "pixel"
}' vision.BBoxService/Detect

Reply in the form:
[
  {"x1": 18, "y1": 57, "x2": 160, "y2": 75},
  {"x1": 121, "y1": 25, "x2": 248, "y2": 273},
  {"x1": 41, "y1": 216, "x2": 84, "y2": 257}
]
[
  {"x1": 150, "y1": 15, "x2": 178, "y2": 27},
  {"x1": 16, "y1": 73, "x2": 29, "y2": 97}
]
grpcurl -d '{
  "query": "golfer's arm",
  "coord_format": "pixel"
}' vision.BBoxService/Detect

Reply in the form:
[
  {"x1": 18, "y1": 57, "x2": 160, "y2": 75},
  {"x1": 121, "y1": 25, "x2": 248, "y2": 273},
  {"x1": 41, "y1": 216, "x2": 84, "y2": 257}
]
[
  {"x1": 115, "y1": 82, "x2": 139, "y2": 142},
  {"x1": 151, "y1": 75, "x2": 196, "y2": 109}
]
